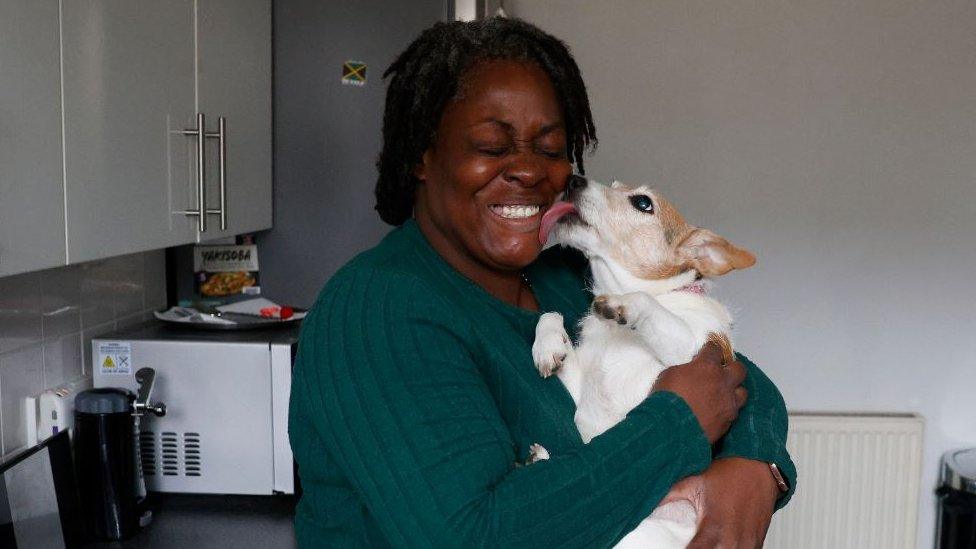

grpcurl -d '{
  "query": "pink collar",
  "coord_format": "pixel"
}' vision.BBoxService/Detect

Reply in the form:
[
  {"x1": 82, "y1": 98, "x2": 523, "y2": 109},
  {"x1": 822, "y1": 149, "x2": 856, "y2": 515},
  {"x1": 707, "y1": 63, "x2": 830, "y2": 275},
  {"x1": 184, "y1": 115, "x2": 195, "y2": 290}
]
[{"x1": 676, "y1": 281, "x2": 708, "y2": 295}]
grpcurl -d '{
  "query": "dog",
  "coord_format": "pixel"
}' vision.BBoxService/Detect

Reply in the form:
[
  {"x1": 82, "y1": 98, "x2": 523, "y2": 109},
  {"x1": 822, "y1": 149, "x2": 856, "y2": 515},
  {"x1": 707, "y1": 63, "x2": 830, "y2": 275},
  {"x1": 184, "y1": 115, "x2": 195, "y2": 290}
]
[{"x1": 530, "y1": 175, "x2": 756, "y2": 547}]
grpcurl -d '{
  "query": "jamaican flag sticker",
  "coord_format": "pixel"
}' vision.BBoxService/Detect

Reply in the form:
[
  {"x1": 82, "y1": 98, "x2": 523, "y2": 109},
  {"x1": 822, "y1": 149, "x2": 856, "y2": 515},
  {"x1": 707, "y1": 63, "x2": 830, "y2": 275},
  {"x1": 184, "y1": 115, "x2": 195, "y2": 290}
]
[{"x1": 341, "y1": 60, "x2": 366, "y2": 86}]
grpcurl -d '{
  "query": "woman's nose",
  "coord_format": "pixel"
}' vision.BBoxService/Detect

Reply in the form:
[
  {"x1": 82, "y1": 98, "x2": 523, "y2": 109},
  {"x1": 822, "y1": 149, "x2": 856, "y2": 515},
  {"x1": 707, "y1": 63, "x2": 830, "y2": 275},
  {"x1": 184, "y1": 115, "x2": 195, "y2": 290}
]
[{"x1": 503, "y1": 151, "x2": 545, "y2": 187}]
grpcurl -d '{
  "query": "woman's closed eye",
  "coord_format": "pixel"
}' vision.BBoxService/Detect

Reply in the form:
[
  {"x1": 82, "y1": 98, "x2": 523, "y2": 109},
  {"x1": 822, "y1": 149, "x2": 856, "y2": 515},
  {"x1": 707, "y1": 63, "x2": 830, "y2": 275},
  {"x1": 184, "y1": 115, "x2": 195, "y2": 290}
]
[
  {"x1": 534, "y1": 145, "x2": 566, "y2": 159},
  {"x1": 472, "y1": 138, "x2": 566, "y2": 159},
  {"x1": 534, "y1": 133, "x2": 568, "y2": 159},
  {"x1": 478, "y1": 145, "x2": 511, "y2": 157}
]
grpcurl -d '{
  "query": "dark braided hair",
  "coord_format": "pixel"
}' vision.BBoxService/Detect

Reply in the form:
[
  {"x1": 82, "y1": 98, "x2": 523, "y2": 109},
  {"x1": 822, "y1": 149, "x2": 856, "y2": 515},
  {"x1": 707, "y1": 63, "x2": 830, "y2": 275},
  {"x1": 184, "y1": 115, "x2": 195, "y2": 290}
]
[{"x1": 375, "y1": 17, "x2": 597, "y2": 226}]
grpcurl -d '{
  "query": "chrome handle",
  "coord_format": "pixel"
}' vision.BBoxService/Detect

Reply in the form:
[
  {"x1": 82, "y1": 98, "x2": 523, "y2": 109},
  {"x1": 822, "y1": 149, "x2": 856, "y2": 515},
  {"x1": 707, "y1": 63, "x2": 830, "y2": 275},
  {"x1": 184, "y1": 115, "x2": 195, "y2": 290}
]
[
  {"x1": 132, "y1": 368, "x2": 166, "y2": 418},
  {"x1": 204, "y1": 116, "x2": 227, "y2": 230},
  {"x1": 179, "y1": 112, "x2": 207, "y2": 232}
]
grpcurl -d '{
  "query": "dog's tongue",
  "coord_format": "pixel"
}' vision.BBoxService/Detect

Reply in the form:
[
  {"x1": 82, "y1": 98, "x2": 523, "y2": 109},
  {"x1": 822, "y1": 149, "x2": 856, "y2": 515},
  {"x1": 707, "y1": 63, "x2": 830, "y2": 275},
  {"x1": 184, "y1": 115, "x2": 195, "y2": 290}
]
[{"x1": 539, "y1": 201, "x2": 578, "y2": 244}]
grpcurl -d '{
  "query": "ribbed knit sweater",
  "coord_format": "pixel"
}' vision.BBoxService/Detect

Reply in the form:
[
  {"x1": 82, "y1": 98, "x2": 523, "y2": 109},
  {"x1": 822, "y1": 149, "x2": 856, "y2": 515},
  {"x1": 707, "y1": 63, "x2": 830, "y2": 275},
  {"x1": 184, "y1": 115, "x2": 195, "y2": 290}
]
[{"x1": 289, "y1": 219, "x2": 795, "y2": 548}]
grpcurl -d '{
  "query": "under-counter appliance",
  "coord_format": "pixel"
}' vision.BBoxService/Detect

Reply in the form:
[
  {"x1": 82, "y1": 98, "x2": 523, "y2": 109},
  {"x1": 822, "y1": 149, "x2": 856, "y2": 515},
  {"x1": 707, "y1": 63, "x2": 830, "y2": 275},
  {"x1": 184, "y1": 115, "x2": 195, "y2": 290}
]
[{"x1": 92, "y1": 323, "x2": 299, "y2": 496}]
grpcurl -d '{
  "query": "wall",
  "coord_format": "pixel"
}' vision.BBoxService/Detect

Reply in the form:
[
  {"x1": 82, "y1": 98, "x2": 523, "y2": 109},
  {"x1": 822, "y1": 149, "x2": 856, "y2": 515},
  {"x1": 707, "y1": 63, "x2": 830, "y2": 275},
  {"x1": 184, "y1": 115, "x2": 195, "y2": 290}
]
[
  {"x1": 507, "y1": 1, "x2": 976, "y2": 546},
  {"x1": 0, "y1": 251, "x2": 166, "y2": 459},
  {"x1": 255, "y1": 0, "x2": 449, "y2": 308}
]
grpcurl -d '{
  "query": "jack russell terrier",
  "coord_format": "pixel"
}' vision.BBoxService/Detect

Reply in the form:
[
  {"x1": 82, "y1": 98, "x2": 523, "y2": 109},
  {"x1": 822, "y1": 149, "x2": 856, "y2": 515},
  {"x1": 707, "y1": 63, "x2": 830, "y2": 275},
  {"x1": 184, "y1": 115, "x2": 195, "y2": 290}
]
[{"x1": 531, "y1": 175, "x2": 756, "y2": 548}]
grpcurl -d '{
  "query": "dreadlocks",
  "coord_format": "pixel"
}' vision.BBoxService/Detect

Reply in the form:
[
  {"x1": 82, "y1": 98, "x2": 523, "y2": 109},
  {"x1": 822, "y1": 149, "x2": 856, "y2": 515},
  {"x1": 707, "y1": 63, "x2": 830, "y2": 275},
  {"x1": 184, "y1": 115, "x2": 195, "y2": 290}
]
[{"x1": 374, "y1": 17, "x2": 597, "y2": 226}]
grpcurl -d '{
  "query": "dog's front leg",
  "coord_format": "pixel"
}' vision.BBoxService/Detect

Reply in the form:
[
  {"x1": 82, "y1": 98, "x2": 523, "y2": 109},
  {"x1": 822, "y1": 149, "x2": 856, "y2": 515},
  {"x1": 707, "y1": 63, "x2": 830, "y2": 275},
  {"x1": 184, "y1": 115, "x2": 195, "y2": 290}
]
[
  {"x1": 591, "y1": 293, "x2": 698, "y2": 366},
  {"x1": 532, "y1": 312, "x2": 583, "y2": 403}
]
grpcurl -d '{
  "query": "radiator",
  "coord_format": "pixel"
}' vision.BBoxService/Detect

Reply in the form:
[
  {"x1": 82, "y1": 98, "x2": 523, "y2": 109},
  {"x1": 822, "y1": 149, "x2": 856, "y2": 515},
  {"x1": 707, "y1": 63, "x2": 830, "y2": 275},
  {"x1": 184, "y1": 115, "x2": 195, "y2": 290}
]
[{"x1": 765, "y1": 413, "x2": 925, "y2": 549}]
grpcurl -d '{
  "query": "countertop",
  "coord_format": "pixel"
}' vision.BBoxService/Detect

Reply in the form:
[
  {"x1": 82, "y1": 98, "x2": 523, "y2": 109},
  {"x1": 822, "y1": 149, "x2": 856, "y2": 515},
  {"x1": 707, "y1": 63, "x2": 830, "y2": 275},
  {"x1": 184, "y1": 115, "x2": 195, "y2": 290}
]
[{"x1": 83, "y1": 494, "x2": 296, "y2": 548}]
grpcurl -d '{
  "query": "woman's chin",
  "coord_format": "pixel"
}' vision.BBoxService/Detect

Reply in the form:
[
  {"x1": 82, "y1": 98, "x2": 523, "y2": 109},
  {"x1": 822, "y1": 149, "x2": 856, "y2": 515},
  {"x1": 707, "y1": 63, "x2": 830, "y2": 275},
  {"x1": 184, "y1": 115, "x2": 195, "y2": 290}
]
[{"x1": 483, "y1": 234, "x2": 543, "y2": 270}]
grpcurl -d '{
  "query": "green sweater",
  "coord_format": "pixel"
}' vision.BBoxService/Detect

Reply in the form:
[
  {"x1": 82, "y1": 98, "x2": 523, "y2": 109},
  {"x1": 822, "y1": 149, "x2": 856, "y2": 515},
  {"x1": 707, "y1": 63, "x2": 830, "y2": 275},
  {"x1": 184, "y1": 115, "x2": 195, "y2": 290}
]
[{"x1": 289, "y1": 219, "x2": 795, "y2": 548}]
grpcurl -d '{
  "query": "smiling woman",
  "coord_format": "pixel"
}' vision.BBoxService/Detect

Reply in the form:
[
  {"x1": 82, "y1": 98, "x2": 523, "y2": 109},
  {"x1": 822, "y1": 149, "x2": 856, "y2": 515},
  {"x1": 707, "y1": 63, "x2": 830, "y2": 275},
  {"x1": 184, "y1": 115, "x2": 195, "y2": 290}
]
[
  {"x1": 289, "y1": 16, "x2": 795, "y2": 549},
  {"x1": 413, "y1": 59, "x2": 573, "y2": 308}
]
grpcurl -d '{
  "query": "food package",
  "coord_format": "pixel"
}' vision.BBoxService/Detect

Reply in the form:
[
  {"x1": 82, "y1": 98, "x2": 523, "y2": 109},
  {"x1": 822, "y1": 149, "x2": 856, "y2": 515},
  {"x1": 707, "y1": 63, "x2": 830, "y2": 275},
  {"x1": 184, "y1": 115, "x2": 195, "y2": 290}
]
[{"x1": 193, "y1": 244, "x2": 260, "y2": 298}]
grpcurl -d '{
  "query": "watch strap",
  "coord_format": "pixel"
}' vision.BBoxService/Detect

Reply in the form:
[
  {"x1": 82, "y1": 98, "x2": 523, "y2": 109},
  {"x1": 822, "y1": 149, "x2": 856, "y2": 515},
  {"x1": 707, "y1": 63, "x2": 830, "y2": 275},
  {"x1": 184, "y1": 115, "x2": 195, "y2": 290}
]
[{"x1": 769, "y1": 462, "x2": 789, "y2": 493}]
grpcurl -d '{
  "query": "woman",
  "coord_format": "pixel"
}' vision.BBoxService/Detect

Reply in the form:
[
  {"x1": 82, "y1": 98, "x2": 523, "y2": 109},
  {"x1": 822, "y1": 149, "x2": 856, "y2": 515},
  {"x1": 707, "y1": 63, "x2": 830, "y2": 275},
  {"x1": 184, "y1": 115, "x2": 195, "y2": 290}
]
[{"x1": 289, "y1": 17, "x2": 795, "y2": 548}]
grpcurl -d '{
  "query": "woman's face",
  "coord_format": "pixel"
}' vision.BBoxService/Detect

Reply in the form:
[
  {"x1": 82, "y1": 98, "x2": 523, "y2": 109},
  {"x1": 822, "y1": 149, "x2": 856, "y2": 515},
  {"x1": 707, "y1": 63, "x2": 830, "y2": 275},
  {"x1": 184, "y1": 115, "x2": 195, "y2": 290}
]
[{"x1": 414, "y1": 59, "x2": 573, "y2": 272}]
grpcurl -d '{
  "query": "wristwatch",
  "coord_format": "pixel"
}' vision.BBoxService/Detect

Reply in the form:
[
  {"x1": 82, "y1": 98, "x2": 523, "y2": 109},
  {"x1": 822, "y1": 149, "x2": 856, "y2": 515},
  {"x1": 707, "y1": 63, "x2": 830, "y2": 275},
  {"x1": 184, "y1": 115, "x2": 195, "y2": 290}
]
[{"x1": 769, "y1": 462, "x2": 790, "y2": 493}]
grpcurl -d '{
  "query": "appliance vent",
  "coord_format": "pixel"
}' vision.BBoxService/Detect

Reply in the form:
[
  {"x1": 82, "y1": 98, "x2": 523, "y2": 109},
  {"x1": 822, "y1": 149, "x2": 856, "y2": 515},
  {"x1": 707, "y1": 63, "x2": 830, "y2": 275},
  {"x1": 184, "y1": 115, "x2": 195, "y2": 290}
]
[
  {"x1": 138, "y1": 430, "x2": 203, "y2": 478},
  {"x1": 161, "y1": 431, "x2": 179, "y2": 476},
  {"x1": 139, "y1": 431, "x2": 157, "y2": 476},
  {"x1": 184, "y1": 432, "x2": 201, "y2": 476}
]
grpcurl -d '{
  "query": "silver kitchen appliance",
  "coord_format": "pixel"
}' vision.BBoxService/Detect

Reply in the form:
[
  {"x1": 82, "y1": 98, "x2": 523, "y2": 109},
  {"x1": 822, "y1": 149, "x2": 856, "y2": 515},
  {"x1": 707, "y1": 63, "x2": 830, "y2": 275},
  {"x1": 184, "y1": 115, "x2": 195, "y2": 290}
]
[{"x1": 92, "y1": 323, "x2": 299, "y2": 496}]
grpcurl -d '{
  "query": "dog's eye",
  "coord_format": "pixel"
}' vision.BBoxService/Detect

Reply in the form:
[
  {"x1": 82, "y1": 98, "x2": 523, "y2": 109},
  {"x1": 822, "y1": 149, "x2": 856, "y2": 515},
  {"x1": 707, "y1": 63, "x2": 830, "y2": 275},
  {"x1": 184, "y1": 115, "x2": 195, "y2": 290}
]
[{"x1": 629, "y1": 194, "x2": 654, "y2": 213}]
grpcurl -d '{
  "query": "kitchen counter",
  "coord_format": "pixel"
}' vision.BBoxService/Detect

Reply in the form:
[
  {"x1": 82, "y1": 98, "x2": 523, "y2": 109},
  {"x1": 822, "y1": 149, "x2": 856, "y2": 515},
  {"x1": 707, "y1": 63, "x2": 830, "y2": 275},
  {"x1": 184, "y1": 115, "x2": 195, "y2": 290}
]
[{"x1": 83, "y1": 494, "x2": 296, "y2": 548}]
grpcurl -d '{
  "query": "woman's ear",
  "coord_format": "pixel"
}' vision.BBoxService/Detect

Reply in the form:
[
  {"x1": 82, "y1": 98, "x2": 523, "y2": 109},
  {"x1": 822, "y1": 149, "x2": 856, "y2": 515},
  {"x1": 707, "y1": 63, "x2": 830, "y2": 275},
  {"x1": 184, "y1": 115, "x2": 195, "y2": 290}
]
[
  {"x1": 413, "y1": 150, "x2": 431, "y2": 182},
  {"x1": 676, "y1": 228, "x2": 756, "y2": 276}
]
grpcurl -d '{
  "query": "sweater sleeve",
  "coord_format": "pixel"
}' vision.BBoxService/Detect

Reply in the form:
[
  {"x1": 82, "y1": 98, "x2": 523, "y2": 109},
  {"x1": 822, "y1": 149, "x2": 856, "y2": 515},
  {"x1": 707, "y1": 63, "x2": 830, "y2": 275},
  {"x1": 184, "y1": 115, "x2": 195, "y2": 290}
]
[
  {"x1": 293, "y1": 268, "x2": 712, "y2": 548},
  {"x1": 714, "y1": 353, "x2": 797, "y2": 509}
]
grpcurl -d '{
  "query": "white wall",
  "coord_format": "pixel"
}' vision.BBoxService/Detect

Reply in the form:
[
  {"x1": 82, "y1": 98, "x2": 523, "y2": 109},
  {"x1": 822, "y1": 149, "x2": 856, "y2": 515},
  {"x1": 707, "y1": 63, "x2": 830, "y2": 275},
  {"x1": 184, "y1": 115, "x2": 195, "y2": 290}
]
[{"x1": 509, "y1": 1, "x2": 976, "y2": 546}]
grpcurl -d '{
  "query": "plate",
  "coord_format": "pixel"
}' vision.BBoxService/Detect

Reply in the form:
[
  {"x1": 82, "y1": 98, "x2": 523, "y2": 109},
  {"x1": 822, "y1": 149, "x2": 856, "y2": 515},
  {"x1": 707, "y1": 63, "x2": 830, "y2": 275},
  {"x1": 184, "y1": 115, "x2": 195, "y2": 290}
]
[{"x1": 153, "y1": 307, "x2": 306, "y2": 331}]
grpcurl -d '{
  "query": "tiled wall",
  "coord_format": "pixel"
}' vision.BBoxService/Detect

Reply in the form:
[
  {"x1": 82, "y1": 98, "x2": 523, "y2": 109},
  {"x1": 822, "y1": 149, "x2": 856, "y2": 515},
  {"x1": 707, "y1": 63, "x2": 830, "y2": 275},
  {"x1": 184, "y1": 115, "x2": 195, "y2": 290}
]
[{"x1": 0, "y1": 250, "x2": 167, "y2": 459}]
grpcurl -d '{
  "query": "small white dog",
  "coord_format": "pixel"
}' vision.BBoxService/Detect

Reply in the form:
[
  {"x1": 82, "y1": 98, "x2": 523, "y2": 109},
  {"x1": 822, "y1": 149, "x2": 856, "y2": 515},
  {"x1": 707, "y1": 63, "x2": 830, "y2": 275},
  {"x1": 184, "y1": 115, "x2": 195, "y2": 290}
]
[{"x1": 531, "y1": 176, "x2": 756, "y2": 548}]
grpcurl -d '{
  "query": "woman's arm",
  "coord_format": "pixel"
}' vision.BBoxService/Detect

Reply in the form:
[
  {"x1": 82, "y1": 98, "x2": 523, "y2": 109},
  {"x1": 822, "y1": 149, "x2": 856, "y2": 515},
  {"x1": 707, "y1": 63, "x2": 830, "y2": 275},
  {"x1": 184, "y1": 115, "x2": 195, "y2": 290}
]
[
  {"x1": 665, "y1": 355, "x2": 796, "y2": 549},
  {"x1": 715, "y1": 354, "x2": 796, "y2": 508},
  {"x1": 292, "y1": 269, "x2": 712, "y2": 548},
  {"x1": 667, "y1": 355, "x2": 796, "y2": 548}
]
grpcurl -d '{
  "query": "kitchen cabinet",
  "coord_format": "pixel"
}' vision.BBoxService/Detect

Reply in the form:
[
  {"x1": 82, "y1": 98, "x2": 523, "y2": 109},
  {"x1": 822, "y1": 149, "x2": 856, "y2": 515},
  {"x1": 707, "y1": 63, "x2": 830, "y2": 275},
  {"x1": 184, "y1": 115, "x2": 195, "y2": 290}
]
[
  {"x1": 0, "y1": 0, "x2": 67, "y2": 276},
  {"x1": 195, "y1": 0, "x2": 273, "y2": 241},
  {"x1": 1, "y1": 0, "x2": 273, "y2": 273},
  {"x1": 61, "y1": 0, "x2": 272, "y2": 264},
  {"x1": 61, "y1": 0, "x2": 199, "y2": 263}
]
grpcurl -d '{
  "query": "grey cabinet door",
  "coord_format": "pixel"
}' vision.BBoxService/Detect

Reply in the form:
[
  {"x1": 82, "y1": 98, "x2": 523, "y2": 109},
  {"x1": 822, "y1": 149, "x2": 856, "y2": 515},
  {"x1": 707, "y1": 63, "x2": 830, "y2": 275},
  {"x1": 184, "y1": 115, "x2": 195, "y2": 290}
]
[
  {"x1": 196, "y1": 0, "x2": 272, "y2": 241},
  {"x1": 62, "y1": 0, "x2": 199, "y2": 263},
  {"x1": 0, "y1": 0, "x2": 66, "y2": 276}
]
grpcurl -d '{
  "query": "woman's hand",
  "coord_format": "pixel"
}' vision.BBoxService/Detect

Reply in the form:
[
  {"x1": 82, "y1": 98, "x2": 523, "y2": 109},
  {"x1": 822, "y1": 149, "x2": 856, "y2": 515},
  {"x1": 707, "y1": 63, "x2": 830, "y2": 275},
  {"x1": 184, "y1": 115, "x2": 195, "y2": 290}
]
[
  {"x1": 662, "y1": 457, "x2": 780, "y2": 548},
  {"x1": 651, "y1": 343, "x2": 748, "y2": 443}
]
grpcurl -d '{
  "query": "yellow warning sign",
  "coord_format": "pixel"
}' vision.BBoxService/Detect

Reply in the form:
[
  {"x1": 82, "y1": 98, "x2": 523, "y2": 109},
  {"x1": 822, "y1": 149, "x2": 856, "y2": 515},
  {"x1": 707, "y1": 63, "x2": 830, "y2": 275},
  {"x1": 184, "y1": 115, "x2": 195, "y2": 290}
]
[{"x1": 98, "y1": 341, "x2": 132, "y2": 375}]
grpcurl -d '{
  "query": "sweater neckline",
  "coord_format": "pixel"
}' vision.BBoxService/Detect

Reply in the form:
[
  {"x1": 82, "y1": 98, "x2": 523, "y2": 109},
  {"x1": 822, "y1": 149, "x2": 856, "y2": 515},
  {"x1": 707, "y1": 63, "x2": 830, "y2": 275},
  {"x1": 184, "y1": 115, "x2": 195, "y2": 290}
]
[{"x1": 400, "y1": 219, "x2": 546, "y2": 319}]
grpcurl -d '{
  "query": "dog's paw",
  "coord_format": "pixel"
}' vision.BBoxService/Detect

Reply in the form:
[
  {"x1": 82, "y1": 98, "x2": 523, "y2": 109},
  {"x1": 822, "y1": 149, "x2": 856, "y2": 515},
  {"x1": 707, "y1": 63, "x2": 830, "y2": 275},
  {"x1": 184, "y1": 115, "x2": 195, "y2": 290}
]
[
  {"x1": 527, "y1": 443, "x2": 551, "y2": 464},
  {"x1": 533, "y1": 334, "x2": 569, "y2": 377},
  {"x1": 533, "y1": 312, "x2": 572, "y2": 378},
  {"x1": 592, "y1": 294, "x2": 630, "y2": 325}
]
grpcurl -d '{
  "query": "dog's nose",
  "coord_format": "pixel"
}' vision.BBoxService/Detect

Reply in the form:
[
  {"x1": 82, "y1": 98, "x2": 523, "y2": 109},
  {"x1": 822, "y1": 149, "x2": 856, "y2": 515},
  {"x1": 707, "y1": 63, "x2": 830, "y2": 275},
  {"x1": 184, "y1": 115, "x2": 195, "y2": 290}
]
[{"x1": 566, "y1": 174, "x2": 588, "y2": 192}]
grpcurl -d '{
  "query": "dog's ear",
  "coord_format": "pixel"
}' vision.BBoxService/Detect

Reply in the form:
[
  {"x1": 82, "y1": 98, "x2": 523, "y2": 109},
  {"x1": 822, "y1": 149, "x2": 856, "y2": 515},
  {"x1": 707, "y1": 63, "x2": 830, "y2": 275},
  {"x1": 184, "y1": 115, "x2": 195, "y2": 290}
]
[{"x1": 676, "y1": 228, "x2": 756, "y2": 276}]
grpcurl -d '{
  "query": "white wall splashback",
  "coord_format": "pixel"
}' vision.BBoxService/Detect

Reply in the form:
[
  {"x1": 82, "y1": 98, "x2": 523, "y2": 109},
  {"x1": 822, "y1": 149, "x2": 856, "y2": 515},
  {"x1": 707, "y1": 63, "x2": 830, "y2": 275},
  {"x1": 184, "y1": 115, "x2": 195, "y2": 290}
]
[
  {"x1": 508, "y1": 1, "x2": 976, "y2": 546},
  {"x1": 0, "y1": 250, "x2": 167, "y2": 459}
]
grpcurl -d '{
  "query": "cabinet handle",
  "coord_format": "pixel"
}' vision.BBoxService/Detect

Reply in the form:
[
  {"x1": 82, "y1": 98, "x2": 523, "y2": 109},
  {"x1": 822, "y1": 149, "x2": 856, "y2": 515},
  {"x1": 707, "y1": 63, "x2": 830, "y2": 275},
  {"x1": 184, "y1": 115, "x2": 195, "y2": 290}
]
[
  {"x1": 179, "y1": 112, "x2": 207, "y2": 232},
  {"x1": 204, "y1": 116, "x2": 227, "y2": 230}
]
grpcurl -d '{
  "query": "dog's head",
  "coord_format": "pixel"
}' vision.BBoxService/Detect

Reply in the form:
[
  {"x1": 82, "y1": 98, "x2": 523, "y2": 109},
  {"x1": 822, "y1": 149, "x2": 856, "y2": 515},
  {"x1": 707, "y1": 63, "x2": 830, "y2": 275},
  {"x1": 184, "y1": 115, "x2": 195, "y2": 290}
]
[{"x1": 540, "y1": 176, "x2": 756, "y2": 291}]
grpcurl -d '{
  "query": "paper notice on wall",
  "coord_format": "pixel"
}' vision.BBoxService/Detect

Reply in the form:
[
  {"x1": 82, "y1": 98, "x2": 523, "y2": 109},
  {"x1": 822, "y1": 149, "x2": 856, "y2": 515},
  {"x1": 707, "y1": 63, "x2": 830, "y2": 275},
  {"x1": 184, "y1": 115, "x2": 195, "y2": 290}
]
[{"x1": 98, "y1": 341, "x2": 132, "y2": 375}]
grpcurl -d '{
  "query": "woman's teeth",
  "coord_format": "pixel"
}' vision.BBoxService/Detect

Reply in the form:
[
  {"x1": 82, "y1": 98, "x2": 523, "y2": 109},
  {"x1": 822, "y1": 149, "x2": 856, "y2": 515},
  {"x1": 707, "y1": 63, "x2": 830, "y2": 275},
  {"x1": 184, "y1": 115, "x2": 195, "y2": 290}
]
[{"x1": 491, "y1": 204, "x2": 541, "y2": 219}]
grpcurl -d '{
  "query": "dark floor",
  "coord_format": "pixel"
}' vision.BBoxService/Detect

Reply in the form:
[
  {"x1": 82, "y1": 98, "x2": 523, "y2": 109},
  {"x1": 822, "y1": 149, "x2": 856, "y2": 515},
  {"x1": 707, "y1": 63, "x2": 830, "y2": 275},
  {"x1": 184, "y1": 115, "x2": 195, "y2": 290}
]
[{"x1": 83, "y1": 493, "x2": 296, "y2": 549}]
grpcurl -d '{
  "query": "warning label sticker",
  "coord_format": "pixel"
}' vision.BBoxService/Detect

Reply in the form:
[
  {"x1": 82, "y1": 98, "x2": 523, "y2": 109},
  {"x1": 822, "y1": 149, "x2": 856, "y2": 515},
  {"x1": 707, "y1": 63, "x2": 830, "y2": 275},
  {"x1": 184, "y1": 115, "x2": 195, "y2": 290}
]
[{"x1": 98, "y1": 341, "x2": 132, "y2": 375}]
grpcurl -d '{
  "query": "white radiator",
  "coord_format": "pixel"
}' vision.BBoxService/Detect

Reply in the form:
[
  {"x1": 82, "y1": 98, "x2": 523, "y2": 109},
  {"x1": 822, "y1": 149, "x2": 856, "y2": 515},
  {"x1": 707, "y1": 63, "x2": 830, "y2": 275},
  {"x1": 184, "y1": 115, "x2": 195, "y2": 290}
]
[{"x1": 765, "y1": 413, "x2": 925, "y2": 549}]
